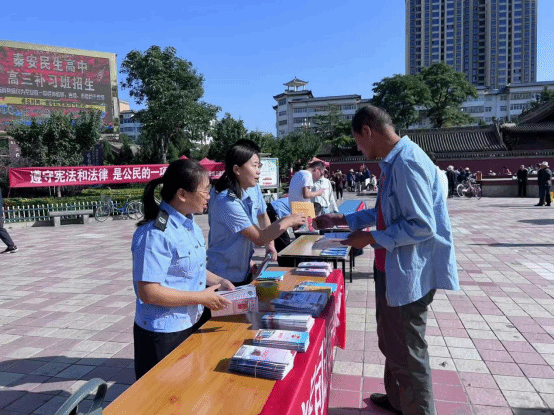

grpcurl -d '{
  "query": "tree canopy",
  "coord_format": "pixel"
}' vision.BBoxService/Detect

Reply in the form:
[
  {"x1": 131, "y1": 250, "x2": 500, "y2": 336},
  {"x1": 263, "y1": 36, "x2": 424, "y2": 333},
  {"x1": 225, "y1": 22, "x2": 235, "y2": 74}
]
[
  {"x1": 207, "y1": 113, "x2": 248, "y2": 161},
  {"x1": 120, "y1": 45, "x2": 219, "y2": 163},
  {"x1": 271, "y1": 131, "x2": 322, "y2": 178},
  {"x1": 9, "y1": 110, "x2": 102, "y2": 167},
  {"x1": 370, "y1": 74, "x2": 428, "y2": 128},
  {"x1": 526, "y1": 86, "x2": 554, "y2": 113},
  {"x1": 370, "y1": 63, "x2": 478, "y2": 129},
  {"x1": 419, "y1": 62, "x2": 478, "y2": 128}
]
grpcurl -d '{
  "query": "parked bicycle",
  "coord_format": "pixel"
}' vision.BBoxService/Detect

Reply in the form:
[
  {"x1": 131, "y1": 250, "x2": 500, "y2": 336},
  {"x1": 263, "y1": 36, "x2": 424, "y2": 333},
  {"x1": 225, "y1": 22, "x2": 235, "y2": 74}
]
[
  {"x1": 94, "y1": 195, "x2": 144, "y2": 222},
  {"x1": 456, "y1": 178, "x2": 482, "y2": 199}
]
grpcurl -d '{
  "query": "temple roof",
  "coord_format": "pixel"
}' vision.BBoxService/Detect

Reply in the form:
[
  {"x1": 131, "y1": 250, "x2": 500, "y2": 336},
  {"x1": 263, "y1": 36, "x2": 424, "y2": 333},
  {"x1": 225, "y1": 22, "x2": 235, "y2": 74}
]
[
  {"x1": 501, "y1": 122, "x2": 554, "y2": 133},
  {"x1": 400, "y1": 126, "x2": 507, "y2": 154},
  {"x1": 517, "y1": 100, "x2": 554, "y2": 124}
]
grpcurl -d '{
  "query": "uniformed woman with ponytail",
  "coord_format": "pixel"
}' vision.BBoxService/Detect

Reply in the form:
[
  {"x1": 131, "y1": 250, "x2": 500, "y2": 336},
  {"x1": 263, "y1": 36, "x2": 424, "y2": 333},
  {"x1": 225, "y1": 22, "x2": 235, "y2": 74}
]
[{"x1": 131, "y1": 159, "x2": 235, "y2": 379}]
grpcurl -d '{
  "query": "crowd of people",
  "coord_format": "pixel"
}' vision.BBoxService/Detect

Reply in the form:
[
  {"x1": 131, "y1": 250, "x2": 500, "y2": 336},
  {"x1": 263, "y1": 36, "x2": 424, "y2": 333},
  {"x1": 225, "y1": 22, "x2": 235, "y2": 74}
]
[{"x1": 321, "y1": 166, "x2": 378, "y2": 199}]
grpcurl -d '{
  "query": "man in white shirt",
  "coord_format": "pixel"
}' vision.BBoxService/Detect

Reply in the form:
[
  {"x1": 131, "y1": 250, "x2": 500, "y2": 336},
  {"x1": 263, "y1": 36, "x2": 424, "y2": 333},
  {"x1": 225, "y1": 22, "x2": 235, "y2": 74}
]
[{"x1": 288, "y1": 161, "x2": 325, "y2": 202}]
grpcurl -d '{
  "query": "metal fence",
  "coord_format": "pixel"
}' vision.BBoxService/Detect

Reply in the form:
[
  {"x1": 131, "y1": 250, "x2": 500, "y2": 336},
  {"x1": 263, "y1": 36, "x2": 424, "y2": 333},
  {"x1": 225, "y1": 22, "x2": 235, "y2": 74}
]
[{"x1": 3, "y1": 200, "x2": 100, "y2": 223}]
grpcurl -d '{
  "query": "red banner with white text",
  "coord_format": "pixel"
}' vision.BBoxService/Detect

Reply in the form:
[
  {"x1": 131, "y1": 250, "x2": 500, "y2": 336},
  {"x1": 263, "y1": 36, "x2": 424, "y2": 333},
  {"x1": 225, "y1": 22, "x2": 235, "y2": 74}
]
[
  {"x1": 9, "y1": 164, "x2": 225, "y2": 188},
  {"x1": 8, "y1": 164, "x2": 169, "y2": 188}
]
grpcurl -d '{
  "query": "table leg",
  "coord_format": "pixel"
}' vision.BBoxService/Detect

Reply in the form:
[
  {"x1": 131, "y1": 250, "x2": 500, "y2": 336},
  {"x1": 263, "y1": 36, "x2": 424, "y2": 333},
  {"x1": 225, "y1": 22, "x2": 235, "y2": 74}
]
[{"x1": 349, "y1": 256, "x2": 353, "y2": 283}]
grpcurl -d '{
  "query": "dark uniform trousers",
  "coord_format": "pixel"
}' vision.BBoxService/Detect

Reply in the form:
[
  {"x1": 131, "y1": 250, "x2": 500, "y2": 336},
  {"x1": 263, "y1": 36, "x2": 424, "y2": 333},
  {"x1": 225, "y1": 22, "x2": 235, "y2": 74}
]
[
  {"x1": 374, "y1": 264, "x2": 436, "y2": 415},
  {"x1": 0, "y1": 219, "x2": 15, "y2": 248},
  {"x1": 133, "y1": 306, "x2": 211, "y2": 380}
]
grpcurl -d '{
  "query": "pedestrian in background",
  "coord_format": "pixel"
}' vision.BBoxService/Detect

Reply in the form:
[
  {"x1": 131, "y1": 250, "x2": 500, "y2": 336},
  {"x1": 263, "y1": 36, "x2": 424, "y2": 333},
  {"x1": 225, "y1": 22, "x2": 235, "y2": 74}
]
[
  {"x1": 288, "y1": 161, "x2": 325, "y2": 203},
  {"x1": 517, "y1": 164, "x2": 528, "y2": 197},
  {"x1": 313, "y1": 174, "x2": 339, "y2": 214},
  {"x1": 446, "y1": 165, "x2": 457, "y2": 198},
  {"x1": 333, "y1": 170, "x2": 345, "y2": 200},
  {"x1": 0, "y1": 188, "x2": 18, "y2": 254},
  {"x1": 355, "y1": 168, "x2": 364, "y2": 193},
  {"x1": 535, "y1": 161, "x2": 552, "y2": 206},
  {"x1": 347, "y1": 169, "x2": 355, "y2": 191}
]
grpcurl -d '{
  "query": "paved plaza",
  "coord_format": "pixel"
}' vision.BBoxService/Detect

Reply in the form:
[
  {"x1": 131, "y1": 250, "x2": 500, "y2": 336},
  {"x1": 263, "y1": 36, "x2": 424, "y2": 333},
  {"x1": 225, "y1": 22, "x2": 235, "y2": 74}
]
[{"x1": 0, "y1": 193, "x2": 553, "y2": 414}]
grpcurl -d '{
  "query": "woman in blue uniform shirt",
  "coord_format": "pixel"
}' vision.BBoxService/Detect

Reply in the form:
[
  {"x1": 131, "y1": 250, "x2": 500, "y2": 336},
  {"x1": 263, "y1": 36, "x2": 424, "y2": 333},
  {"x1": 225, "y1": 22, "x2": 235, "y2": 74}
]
[
  {"x1": 132, "y1": 159, "x2": 235, "y2": 379},
  {"x1": 207, "y1": 140, "x2": 307, "y2": 285}
]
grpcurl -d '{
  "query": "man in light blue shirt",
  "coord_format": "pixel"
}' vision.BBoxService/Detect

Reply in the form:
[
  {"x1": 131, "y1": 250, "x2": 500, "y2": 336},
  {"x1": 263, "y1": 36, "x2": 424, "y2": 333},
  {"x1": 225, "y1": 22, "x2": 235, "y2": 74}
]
[{"x1": 314, "y1": 105, "x2": 458, "y2": 415}]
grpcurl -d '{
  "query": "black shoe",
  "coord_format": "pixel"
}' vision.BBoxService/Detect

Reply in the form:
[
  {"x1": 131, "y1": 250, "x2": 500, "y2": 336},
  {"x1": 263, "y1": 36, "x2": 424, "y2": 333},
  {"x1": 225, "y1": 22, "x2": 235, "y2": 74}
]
[
  {"x1": 2, "y1": 246, "x2": 18, "y2": 254},
  {"x1": 369, "y1": 393, "x2": 402, "y2": 415},
  {"x1": 546, "y1": 204, "x2": 551, "y2": 206},
  {"x1": 535, "y1": 204, "x2": 544, "y2": 206}
]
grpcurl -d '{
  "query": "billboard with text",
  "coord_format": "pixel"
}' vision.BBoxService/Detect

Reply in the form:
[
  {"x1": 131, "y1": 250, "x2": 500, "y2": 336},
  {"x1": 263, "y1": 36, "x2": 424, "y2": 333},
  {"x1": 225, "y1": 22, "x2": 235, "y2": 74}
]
[{"x1": 0, "y1": 40, "x2": 117, "y2": 129}]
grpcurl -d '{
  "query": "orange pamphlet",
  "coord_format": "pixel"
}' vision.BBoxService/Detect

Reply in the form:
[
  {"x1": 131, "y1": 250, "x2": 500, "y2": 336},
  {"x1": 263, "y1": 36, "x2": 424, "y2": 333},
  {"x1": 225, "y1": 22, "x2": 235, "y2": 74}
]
[{"x1": 291, "y1": 201, "x2": 316, "y2": 219}]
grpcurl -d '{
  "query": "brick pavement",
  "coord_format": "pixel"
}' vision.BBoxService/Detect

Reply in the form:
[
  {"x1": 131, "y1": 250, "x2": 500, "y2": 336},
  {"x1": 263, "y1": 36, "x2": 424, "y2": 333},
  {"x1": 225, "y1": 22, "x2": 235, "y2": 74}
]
[{"x1": 0, "y1": 193, "x2": 553, "y2": 414}]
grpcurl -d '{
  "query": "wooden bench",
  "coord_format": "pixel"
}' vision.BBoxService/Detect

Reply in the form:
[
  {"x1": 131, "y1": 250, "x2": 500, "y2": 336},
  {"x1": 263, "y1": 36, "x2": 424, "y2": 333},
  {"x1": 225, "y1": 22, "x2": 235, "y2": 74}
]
[{"x1": 49, "y1": 210, "x2": 94, "y2": 227}]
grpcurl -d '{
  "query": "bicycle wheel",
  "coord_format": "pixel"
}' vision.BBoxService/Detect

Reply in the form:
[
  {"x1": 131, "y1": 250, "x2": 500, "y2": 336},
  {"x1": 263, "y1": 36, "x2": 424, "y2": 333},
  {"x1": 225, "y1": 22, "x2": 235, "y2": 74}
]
[
  {"x1": 456, "y1": 184, "x2": 465, "y2": 197},
  {"x1": 475, "y1": 185, "x2": 482, "y2": 199},
  {"x1": 94, "y1": 204, "x2": 111, "y2": 222},
  {"x1": 127, "y1": 201, "x2": 144, "y2": 220}
]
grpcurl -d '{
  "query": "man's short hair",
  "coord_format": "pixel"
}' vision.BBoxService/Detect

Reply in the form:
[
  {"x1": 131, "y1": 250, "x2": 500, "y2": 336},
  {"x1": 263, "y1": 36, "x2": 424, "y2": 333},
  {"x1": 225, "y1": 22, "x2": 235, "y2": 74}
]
[
  {"x1": 352, "y1": 105, "x2": 394, "y2": 134},
  {"x1": 308, "y1": 161, "x2": 325, "y2": 170}
]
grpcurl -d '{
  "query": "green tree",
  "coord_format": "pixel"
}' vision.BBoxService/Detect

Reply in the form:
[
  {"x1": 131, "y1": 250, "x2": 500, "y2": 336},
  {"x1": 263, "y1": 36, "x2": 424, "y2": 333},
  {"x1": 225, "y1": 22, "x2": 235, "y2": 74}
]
[
  {"x1": 313, "y1": 105, "x2": 351, "y2": 141},
  {"x1": 370, "y1": 74, "x2": 428, "y2": 128},
  {"x1": 246, "y1": 130, "x2": 277, "y2": 155},
  {"x1": 272, "y1": 131, "x2": 322, "y2": 179},
  {"x1": 207, "y1": 113, "x2": 248, "y2": 161},
  {"x1": 120, "y1": 45, "x2": 219, "y2": 163},
  {"x1": 103, "y1": 136, "x2": 136, "y2": 165},
  {"x1": 419, "y1": 63, "x2": 478, "y2": 128},
  {"x1": 10, "y1": 110, "x2": 101, "y2": 167},
  {"x1": 311, "y1": 106, "x2": 355, "y2": 156},
  {"x1": 526, "y1": 87, "x2": 554, "y2": 113}
]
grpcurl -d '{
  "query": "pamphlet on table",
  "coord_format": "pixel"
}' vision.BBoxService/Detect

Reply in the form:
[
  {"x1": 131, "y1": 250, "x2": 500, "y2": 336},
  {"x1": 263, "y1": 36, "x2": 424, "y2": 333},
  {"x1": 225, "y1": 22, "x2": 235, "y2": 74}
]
[
  {"x1": 229, "y1": 345, "x2": 296, "y2": 380},
  {"x1": 253, "y1": 329, "x2": 310, "y2": 352},
  {"x1": 261, "y1": 313, "x2": 315, "y2": 332},
  {"x1": 212, "y1": 285, "x2": 258, "y2": 317},
  {"x1": 271, "y1": 291, "x2": 328, "y2": 316}
]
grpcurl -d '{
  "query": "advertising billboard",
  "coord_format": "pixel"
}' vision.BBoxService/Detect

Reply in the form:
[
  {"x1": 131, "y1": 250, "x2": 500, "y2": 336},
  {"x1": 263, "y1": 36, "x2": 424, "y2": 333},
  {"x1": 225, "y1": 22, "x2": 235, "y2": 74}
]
[
  {"x1": 260, "y1": 157, "x2": 279, "y2": 189},
  {"x1": 0, "y1": 40, "x2": 117, "y2": 129}
]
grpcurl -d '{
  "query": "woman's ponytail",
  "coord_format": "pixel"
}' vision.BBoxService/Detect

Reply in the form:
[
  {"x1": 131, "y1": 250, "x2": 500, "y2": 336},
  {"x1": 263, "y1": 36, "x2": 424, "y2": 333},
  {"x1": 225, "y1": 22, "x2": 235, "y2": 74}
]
[
  {"x1": 136, "y1": 159, "x2": 208, "y2": 227},
  {"x1": 137, "y1": 177, "x2": 163, "y2": 226}
]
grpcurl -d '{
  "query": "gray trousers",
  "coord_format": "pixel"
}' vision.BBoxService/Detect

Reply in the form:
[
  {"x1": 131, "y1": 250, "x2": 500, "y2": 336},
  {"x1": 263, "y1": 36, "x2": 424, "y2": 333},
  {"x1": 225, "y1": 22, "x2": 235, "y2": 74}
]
[
  {"x1": 0, "y1": 219, "x2": 15, "y2": 248},
  {"x1": 374, "y1": 265, "x2": 436, "y2": 415}
]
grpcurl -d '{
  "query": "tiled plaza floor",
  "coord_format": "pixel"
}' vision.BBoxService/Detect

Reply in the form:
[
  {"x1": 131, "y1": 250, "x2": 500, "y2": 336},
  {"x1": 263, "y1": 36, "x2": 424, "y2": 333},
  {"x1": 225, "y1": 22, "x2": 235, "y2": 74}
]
[{"x1": 0, "y1": 192, "x2": 553, "y2": 414}]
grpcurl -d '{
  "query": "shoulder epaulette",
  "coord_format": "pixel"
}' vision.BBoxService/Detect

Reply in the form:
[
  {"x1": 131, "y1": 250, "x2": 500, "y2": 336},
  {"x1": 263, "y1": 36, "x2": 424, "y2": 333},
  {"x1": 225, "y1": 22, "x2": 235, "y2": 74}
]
[{"x1": 154, "y1": 210, "x2": 169, "y2": 231}]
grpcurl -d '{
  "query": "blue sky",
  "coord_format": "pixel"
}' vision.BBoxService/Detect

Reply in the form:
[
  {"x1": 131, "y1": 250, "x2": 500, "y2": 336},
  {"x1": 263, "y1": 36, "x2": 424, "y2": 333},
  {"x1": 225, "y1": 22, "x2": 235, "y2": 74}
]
[{"x1": 3, "y1": 0, "x2": 553, "y2": 135}]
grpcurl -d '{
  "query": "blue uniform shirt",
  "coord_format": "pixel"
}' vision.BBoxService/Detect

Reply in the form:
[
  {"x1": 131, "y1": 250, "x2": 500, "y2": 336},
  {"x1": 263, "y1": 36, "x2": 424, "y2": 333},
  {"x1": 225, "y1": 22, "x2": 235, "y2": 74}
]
[
  {"x1": 270, "y1": 197, "x2": 291, "y2": 218},
  {"x1": 207, "y1": 184, "x2": 267, "y2": 283},
  {"x1": 345, "y1": 136, "x2": 459, "y2": 307},
  {"x1": 132, "y1": 201, "x2": 206, "y2": 333}
]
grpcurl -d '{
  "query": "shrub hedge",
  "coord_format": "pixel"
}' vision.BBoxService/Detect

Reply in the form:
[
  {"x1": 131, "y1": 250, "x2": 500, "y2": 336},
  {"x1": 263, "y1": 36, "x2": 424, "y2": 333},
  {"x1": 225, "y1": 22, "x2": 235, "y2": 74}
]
[{"x1": 5, "y1": 187, "x2": 145, "y2": 206}]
